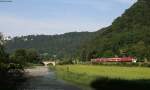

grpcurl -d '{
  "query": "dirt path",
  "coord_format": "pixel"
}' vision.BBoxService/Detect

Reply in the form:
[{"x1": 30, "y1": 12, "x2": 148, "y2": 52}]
[{"x1": 17, "y1": 66, "x2": 82, "y2": 90}]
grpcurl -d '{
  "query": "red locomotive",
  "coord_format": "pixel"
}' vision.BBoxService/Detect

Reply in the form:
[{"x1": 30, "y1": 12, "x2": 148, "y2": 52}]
[{"x1": 91, "y1": 57, "x2": 137, "y2": 63}]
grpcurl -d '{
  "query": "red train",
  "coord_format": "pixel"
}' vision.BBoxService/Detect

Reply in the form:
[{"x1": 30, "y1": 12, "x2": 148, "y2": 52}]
[{"x1": 91, "y1": 57, "x2": 137, "y2": 63}]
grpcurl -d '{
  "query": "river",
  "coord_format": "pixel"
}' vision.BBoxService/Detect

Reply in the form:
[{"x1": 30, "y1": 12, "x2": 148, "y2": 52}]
[{"x1": 17, "y1": 66, "x2": 82, "y2": 90}]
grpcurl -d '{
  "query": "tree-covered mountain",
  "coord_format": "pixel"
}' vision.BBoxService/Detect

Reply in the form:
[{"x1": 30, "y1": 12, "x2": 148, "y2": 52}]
[
  {"x1": 6, "y1": 32, "x2": 93, "y2": 59},
  {"x1": 81, "y1": 0, "x2": 150, "y2": 61},
  {"x1": 6, "y1": 0, "x2": 150, "y2": 61}
]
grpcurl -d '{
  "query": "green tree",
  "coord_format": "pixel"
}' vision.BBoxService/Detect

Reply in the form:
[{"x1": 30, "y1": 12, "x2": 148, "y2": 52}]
[
  {"x1": 0, "y1": 33, "x2": 10, "y2": 72},
  {"x1": 26, "y1": 49, "x2": 41, "y2": 63},
  {"x1": 10, "y1": 49, "x2": 27, "y2": 67}
]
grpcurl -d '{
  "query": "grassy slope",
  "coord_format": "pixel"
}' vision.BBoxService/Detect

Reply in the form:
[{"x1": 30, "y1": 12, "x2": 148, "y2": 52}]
[{"x1": 55, "y1": 65, "x2": 150, "y2": 88}]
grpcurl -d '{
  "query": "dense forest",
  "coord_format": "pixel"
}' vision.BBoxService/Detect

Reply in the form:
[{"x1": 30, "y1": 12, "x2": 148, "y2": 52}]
[
  {"x1": 6, "y1": 32, "x2": 93, "y2": 60},
  {"x1": 6, "y1": 0, "x2": 150, "y2": 62},
  {"x1": 80, "y1": 0, "x2": 150, "y2": 61}
]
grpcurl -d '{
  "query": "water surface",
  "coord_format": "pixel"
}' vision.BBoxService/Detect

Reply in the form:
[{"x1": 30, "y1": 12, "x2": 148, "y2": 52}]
[{"x1": 17, "y1": 66, "x2": 81, "y2": 90}]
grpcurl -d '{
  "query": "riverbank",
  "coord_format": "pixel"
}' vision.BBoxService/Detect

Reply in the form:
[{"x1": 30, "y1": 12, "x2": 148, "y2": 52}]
[{"x1": 54, "y1": 65, "x2": 150, "y2": 90}]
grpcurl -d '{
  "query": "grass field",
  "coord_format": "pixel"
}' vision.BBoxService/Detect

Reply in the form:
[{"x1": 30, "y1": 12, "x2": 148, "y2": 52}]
[{"x1": 54, "y1": 65, "x2": 150, "y2": 90}]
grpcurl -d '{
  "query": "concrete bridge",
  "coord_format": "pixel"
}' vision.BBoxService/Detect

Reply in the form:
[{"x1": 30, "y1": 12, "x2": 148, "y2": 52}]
[{"x1": 42, "y1": 61, "x2": 56, "y2": 66}]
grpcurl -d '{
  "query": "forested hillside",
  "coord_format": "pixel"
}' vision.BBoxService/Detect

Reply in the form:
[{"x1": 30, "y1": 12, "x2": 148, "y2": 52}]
[
  {"x1": 81, "y1": 0, "x2": 150, "y2": 61},
  {"x1": 6, "y1": 0, "x2": 150, "y2": 61},
  {"x1": 6, "y1": 32, "x2": 93, "y2": 59}
]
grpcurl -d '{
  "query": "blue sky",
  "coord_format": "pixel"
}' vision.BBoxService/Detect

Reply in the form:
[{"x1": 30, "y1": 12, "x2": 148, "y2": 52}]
[{"x1": 0, "y1": 0, "x2": 137, "y2": 37}]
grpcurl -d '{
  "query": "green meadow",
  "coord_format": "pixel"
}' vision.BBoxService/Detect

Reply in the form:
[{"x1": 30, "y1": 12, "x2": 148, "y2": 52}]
[{"x1": 54, "y1": 65, "x2": 150, "y2": 89}]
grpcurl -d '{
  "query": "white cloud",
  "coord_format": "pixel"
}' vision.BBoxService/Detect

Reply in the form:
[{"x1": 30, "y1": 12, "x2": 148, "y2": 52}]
[
  {"x1": 115, "y1": 0, "x2": 137, "y2": 4},
  {"x1": 0, "y1": 16, "x2": 109, "y2": 37}
]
